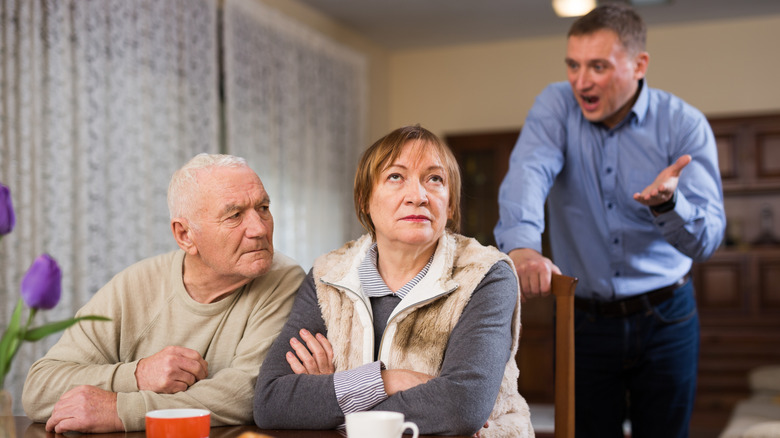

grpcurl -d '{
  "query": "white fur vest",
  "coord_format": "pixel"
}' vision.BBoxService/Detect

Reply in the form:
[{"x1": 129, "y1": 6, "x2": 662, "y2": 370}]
[{"x1": 313, "y1": 232, "x2": 534, "y2": 438}]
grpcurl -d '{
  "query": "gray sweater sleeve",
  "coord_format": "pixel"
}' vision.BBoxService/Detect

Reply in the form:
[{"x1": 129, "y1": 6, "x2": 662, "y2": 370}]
[
  {"x1": 254, "y1": 262, "x2": 517, "y2": 435},
  {"x1": 253, "y1": 270, "x2": 343, "y2": 429},
  {"x1": 374, "y1": 261, "x2": 517, "y2": 435}
]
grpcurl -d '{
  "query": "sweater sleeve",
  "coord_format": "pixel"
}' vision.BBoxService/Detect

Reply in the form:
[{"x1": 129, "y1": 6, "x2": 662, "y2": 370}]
[
  {"x1": 22, "y1": 272, "x2": 135, "y2": 423},
  {"x1": 254, "y1": 270, "x2": 346, "y2": 429},
  {"x1": 372, "y1": 261, "x2": 517, "y2": 436},
  {"x1": 116, "y1": 262, "x2": 303, "y2": 431}
]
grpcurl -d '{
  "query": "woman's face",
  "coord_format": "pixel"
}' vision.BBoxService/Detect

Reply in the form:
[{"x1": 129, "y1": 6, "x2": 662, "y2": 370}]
[{"x1": 367, "y1": 140, "x2": 451, "y2": 252}]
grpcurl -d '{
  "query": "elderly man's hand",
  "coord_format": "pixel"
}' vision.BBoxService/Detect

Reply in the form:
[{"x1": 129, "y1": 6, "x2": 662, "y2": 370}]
[
  {"x1": 508, "y1": 248, "x2": 561, "y2": 302},
  {"x1": 45, "y1": 385, "x2": 123, "y2": 433},
  {"x1": 136, "y1": 345, "x2": 209, "y2": 393}
]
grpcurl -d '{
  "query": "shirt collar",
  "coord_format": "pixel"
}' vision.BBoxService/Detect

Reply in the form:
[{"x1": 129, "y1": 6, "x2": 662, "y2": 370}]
[
  {"x1": 630, "y1": 79, "x2": 649, "y2": 124},
  {"x1": 358, "y1": 243, "x2": 434, "y2": 300}
]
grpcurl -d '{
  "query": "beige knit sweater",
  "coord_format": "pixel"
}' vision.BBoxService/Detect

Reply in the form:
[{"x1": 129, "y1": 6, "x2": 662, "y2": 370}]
[{"x1": 22, "y1": 250, "x2": 304, "y2": 431}]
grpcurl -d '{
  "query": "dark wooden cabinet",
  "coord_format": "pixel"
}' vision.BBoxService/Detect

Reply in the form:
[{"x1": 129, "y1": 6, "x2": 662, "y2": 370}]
[
  {"x1": 447, "y1": 113, "x2": 780, "y2": 436},
  {"x1": 692, "y1": 114, "x2": 780, "y2": 431}
]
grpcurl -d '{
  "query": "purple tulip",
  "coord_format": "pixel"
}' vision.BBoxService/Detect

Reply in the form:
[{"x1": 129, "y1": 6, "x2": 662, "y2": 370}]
[
  {"x1": 0, "y1": 183, "x2": 15, "y2": 236},
  {"x1": 21, "y1": 254, "x2": 63, "y2": 310}
]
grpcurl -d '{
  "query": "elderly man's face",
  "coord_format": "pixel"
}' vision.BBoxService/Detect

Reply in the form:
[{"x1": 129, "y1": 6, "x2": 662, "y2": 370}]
[{"x1": 189, "y1": 165, "x2": 274, "y2": 281}]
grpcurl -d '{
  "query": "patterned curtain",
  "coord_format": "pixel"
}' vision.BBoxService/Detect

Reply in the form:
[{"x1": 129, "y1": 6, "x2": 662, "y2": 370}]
[
  {"x1": 223, "y1": 0, "x2": 368, "y2": 271},
  {"x1": 0, "y1": 0, "x2": 219, "y2": 412}
]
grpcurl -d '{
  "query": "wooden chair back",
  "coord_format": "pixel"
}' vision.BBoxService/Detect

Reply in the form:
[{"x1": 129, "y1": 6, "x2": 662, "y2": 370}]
[{"x1": 551, "y1": 273, "x2": 578, "y2": 438}]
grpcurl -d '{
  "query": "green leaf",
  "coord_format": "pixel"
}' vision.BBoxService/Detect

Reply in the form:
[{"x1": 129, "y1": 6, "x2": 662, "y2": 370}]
[
  {"x1": 23, "y1": 315, "x2": 111, "y2": 342},
  {"x1": 0, "y1": 298, "x2": 25, "y2": 387}
]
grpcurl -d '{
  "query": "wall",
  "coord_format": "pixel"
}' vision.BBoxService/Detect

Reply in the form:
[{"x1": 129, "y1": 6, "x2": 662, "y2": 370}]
[
  {"x1": 388, "y1": 15, "x2": 780, "y2": 137},
  {"x1": 259, "y1": 2, "x2": 780, "y2": 144}
]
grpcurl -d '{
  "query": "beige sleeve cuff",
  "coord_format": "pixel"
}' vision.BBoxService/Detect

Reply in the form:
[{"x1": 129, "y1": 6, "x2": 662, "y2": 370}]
[
  {"x1": 112, "y1": 361, "x2": 141, "y2": 393},
  {"x1": 116, "y1": 391, "x2": 146, "y2": 432}
]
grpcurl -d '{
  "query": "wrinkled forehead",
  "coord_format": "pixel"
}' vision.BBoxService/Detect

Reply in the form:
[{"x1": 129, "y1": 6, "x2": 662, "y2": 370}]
[
  {"x1": 196, "y1": 166, "x2": 267, "y2": 206},
  {"x1": 381, "y1": 140, "x2": 444, "y2": 171}
]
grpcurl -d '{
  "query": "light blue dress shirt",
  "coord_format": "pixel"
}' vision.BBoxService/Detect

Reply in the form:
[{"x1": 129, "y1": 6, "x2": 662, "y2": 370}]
[{"x1": 494, "y1": 80, "x2": 726, "y2": 300}]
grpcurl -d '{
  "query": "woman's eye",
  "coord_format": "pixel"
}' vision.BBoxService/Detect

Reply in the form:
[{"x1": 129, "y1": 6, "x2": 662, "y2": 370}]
[
  {"x1": 429, "y1": 175, "x2": 444, "y2": 183},
  {"x1": 388, "y1": 173, "x2": 402, "y2": 181}
]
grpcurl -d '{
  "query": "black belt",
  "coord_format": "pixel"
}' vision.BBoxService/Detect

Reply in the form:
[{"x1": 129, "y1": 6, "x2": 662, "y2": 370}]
[{"x1": 574, "y1": 274, "x2": 690, "y2": 318}]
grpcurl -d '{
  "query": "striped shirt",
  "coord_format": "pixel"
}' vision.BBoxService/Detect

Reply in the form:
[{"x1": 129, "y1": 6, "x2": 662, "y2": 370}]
[{"x1": 333, "y1": 243, "x2": 434, "y2": 416}]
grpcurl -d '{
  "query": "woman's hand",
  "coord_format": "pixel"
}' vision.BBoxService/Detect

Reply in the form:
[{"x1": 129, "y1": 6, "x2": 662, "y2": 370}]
[{"x1": 286, "y1": 328, "x2": 335, "y2": 375}]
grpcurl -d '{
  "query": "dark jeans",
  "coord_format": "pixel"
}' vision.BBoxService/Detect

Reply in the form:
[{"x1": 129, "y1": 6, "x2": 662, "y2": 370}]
[{"x1": 574, "y1": 280, "x2": 699, "y2": 438}]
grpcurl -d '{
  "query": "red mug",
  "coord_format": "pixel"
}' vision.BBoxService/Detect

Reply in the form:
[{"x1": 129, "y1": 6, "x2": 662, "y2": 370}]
[{"x1": 145, "y1": 408, "x2": 210, "y2": 438}]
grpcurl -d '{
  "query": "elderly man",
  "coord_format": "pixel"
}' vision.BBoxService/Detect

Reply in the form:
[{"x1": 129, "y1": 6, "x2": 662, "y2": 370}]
[{"x1": 22, "y1": 153, "x2": 305, "y2": 433}]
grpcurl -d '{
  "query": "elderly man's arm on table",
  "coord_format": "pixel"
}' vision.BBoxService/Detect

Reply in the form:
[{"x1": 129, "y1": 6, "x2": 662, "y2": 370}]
[
  {"x1": 23, "y1": 265, "x2": 302, "y2": 433},
  {"x1": 254, "y1": 263, "x2": 517, "y2": 436}
]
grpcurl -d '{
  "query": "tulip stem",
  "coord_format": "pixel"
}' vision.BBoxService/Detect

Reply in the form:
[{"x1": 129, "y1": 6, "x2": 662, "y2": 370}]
[{"x1": 23, "y1": 308, "x2": 37, "y2": 338}]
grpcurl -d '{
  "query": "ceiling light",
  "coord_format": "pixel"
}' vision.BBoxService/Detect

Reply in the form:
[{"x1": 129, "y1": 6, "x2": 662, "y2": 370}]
[{"x1": 552, "y1": 0, "x2": 597, "y2": 17}]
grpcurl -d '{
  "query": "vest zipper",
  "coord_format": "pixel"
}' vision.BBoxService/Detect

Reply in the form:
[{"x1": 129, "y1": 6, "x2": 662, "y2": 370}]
[{"x1": 377, "y1": 285, "x2": 458, "y2": 364}]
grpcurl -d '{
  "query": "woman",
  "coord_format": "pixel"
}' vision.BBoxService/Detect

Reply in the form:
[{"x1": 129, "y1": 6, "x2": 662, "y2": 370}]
[{"x1": 254, "y1": 125, "x2": 532, "y2": 437}]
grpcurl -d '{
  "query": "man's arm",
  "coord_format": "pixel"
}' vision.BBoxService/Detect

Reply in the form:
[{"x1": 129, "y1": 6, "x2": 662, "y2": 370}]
[
  {"x1": 495, "y1": 86, "x2": 569, "y2": 295},
  {"x1": 22, "y1": 284, "x2": 131, "y2": 425},
  {"x1": 114, "y1": 262, "x2": 303, "y2": 431},
  {"x1": 636, "y1": 113, "x2": 725, "y2": 261}
]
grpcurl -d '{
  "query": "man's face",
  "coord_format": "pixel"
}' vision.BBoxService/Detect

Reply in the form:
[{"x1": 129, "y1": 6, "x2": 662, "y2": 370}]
[
  {"x1": 565, "y1": 29, "x2": 648, "y2": 128},
  {"x1": 188, "y1": 166, "x2": 274, "y2": 282}
]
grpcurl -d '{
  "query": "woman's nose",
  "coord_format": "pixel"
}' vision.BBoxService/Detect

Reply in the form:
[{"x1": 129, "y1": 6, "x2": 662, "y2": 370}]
[{"x1": 405, "y1": 180, "x2": 428, "y2": 204}]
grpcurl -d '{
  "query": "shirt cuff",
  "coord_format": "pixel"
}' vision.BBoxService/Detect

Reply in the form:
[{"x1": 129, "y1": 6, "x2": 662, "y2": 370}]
[
  {"x1": 333, "y1": 361, "x2": 388, "y2": 415},
  {"x1": 494, "y1": 225, "x2": 543, "y2": 254}
]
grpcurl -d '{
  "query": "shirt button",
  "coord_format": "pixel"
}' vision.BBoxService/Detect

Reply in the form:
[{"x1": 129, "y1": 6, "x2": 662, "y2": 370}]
[
  {"x1": 607, "y1": 202, "x2": 613, "y2": 209},
  {"x1": 613, "y1": 238, "x2": 619, "y2": 244},
  {"x1": 614, "y1": 272, "x2": 620, "y2": 277},
  {"x1": 606, "y1": 167, "x2": 612, "y2": 174}
]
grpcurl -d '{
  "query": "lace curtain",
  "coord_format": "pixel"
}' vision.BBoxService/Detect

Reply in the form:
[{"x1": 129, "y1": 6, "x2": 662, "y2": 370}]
[
  {"x1": 0, "y1": 0, "x2": 367, "y2": 413},
  {"x1": 0, "y1": 0, "x2": 220, "y2": 412},
  {"x1": 223, "y1": 0, "x2": 367, "y2": 269}
]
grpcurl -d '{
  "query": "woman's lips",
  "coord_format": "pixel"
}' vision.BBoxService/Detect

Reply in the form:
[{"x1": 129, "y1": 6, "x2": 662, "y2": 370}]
[{"x1": 401, "y1": 215, "x2": 430, "y2": 222}]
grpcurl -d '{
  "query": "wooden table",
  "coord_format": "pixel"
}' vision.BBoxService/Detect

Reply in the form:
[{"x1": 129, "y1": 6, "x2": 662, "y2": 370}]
[{"x1": 11, "y1": 417, "x2": 467, "y2": 438}]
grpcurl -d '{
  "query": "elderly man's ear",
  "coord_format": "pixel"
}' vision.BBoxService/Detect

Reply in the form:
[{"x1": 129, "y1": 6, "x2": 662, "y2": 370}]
[{"x1": 171, "y1": 219, "x2": 198, "y2": 255}]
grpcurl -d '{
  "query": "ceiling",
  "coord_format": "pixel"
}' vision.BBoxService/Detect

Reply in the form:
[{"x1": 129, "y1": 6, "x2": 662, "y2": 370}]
[{"x1": 293, "y1": 0, "x2": 780, "y2": 50}]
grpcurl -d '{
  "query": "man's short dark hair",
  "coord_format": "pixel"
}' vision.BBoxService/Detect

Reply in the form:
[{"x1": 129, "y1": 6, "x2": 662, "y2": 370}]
[{"x1": 568, "y1": 3, "x2": 647, "y2": 55}]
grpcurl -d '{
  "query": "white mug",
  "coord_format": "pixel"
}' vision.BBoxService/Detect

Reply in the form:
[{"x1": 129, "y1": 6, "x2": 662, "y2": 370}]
[{"x1": 345, "y1": 411, "x2": 419, "y2": 438}]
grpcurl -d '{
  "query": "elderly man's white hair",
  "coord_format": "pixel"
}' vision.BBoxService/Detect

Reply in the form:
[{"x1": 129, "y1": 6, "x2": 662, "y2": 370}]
[{"x1": 167, "y1": 153, "x2": 249, "y2": 223}]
